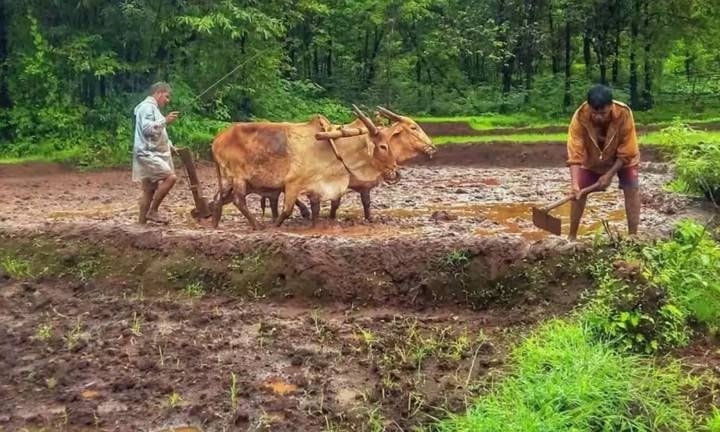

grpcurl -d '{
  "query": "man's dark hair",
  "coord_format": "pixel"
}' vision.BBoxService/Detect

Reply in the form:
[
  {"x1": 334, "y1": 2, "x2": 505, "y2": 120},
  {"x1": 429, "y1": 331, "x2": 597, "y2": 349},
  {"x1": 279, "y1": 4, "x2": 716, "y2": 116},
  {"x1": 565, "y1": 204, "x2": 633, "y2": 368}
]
[{"x1": 587, "y1": 85, "x2": 613, "y2": 109}]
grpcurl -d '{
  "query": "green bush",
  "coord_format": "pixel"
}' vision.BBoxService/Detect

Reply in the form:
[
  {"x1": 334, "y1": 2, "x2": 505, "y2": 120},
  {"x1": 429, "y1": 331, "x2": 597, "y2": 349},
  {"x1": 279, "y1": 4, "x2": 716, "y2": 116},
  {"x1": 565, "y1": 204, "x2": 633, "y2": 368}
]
[
  {"x1": 252, "y1": 79, "x2": 354, "y2": 123},
  {"x1": 656, "y1": 119, "x2": 720, "y2": 202},
  {"x1": 583, "y1": 261, "x2": 690, "y2": 354},
  {"x1": 642, "y1": 219, "x2": 720, "y2": 329},
  {"x1": 582, "y1": 220, "x2": 720, "y2": 354}
]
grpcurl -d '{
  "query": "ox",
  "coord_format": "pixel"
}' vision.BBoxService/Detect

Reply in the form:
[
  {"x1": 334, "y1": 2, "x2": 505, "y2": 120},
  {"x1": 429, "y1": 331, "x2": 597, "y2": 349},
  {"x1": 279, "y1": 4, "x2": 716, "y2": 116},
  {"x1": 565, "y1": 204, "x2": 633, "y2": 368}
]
[
  {"x1": 210, "y1": 106, "x2": 396, "y2": 228},
  {"x1": 262, "y1": 107, "x2": 436, "y2": 221}
]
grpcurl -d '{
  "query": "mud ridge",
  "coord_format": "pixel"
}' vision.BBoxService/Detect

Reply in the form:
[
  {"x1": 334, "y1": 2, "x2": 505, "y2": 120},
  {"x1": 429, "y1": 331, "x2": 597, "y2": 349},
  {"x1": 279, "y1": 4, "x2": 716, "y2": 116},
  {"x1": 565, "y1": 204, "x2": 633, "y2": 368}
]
[{"x1": 0, "y1": 222, "x2": 591, "y2": 312}]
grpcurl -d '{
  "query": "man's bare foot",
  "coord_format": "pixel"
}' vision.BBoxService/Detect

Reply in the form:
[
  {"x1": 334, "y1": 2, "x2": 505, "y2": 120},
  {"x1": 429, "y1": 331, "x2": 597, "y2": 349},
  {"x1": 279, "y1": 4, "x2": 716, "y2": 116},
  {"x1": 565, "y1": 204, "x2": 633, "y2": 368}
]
[{"x1": 145, "y1": 211, "x2": 170, "y2": 225}]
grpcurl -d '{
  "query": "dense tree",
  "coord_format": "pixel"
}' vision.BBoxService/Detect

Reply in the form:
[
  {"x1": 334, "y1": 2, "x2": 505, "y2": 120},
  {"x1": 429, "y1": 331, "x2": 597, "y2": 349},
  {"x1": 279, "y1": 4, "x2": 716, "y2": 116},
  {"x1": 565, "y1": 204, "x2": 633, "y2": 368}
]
[{"x1": 0, "y1": 0, "x2": 719, "y2": 156}]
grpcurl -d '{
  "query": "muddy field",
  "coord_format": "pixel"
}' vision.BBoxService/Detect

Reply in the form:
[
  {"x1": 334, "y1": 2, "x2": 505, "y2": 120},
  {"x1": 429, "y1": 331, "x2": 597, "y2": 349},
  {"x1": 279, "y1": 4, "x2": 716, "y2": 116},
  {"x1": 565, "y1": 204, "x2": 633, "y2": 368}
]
[
  {"x1": 0, "y1": 142, "x2": 715, "y2": 431},
  {"x1": 0, "y1": 277, "x2": 539, "y2": 432},
  {"x1": 0, "y1": 143, "x2": 706, "y2": 241}
]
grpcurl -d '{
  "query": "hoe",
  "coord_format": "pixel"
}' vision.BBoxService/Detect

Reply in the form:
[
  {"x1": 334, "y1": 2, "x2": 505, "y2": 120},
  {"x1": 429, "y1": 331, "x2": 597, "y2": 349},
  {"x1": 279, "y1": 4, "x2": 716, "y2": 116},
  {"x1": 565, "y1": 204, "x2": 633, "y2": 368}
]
[{"x1": 531, "y1": 181, "x2": 603, "y2": 235}]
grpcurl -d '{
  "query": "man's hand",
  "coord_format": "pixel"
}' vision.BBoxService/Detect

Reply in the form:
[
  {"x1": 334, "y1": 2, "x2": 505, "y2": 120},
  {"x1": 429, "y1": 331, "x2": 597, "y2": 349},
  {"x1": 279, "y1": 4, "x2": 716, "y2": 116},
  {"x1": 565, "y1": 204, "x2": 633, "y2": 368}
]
[
  {"x1": 166, "y1": 111, "x2": 180, "y2": 125},
  {"x1": 567, "y1": 183, "x2": 583, "y2": 200},
  {"x1": 596, "y1": 173, "x2": 613, "y2": 190}
]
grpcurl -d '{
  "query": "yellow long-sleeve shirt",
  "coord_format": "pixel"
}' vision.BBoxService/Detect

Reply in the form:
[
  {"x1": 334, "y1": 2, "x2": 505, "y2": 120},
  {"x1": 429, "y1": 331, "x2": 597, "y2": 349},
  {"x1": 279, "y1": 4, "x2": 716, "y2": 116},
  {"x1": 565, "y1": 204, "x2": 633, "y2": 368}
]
[{"x1": 567, "y1": 100, "x2": 640, "y2": 173}]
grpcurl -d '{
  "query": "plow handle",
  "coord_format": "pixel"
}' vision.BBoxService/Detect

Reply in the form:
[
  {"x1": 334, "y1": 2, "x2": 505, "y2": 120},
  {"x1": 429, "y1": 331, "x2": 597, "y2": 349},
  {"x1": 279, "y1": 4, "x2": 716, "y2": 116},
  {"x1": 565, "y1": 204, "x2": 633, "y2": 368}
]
[{"x1": 176, "y1": 147, "x2": 211, "y2": 218}]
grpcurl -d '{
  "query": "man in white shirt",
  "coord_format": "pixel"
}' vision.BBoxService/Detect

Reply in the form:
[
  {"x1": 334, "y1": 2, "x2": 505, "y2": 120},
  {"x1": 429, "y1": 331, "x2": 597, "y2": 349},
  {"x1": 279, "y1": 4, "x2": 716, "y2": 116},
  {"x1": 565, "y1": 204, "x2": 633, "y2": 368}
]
[{"x1": 132, "y1": 82, "x2": 180, "y2": 224}]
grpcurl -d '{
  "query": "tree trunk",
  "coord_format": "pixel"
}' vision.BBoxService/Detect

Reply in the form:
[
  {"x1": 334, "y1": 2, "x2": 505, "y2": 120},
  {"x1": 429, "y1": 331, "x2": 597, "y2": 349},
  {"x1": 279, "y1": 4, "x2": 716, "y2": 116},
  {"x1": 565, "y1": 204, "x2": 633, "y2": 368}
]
[
  {"x1": 0, "y1": 0, "x2": 11, "y2": 110},
  {"x1": 641, "y1": 0, "x2": 653, "y2": 109},
  {"x1": 583, "y1": 33, "x2": 592, "y2": 77},
  {"x1": 684, "y1": 51, "x2": 693, "y2": 82},
  {"x1": 612, "y1": 30, "x2": 620, "y2": 84},
  {"x1": 416, "y1": 57, "x2": 422, "y2": 98},
  {"x1": 326, "y1": 39, "x2": 332, "y2": 77},
  {"x1": 629, "y1": 0, "x2": 639, "y2": 108},
  {"x1": 501, "y1": 59, "x2": 512, "y2": 95},
  {"x1": 563, "y1": 18, "x2": 572, "y2": 110},
  {"x1": 313, "y1": 46, "x2": 319, "y2": 77},
  {"x1": 549, "y1": 10, "x2": 559, "y2": 74},
  {"x1": 363, "y1": 29, "x2": 369, "y2": 82}
]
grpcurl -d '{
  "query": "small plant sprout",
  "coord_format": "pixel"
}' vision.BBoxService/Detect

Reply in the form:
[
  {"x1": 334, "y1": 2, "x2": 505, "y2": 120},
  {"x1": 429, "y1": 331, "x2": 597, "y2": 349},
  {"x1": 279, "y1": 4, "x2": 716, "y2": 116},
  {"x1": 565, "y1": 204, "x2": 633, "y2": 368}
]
[
  {"x1": 356, "y1": 327, "x2": 377, "y2": 351},
  {"x1": 183, "y1": 281, "x2": 205, "y2": 298},
  {"x1": 167, "y1": 391, "x2": 183, "y2": 408},
  {"x1": 229, "y1": 372, "x2": 239, "y2": 409},
  {"x1": 33, "y1": 323, "x2": 53, "y2": 342},
  {"x1": 63, "y1": 318, "x2": 83, "y2": 350},
  {"x1": 130, "y1": 312, "x2": 142, "y2": 337}
]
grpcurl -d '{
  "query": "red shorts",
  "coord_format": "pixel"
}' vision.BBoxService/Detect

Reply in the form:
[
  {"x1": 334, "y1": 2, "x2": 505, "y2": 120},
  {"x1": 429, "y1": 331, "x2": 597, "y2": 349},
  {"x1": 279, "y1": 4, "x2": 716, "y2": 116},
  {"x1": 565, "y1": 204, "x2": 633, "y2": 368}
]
[{"x1": 578, "y1": 166, "x2": 639, "y2": 190}]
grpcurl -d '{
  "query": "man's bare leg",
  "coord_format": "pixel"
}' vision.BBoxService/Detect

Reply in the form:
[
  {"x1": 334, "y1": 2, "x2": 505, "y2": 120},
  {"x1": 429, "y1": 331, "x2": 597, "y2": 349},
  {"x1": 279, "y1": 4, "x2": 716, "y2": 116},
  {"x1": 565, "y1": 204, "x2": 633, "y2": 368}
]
[
  {"x1": 623, "y1": 187, "x2": 641, "y2": 235},
  {"x1": 568, "y1": 196, "x2": 588, "y2": 240},
  {"x1": 146, "y1": 173, "x2": 177, "y2": 223},
  {"x1": 139, "y1": 179, "x2": 157, "y2": 224}
]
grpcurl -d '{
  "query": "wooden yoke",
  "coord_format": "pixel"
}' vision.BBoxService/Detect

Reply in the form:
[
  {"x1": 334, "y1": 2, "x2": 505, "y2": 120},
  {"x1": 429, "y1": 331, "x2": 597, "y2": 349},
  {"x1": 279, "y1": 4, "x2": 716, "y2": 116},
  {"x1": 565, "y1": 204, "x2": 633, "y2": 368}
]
[{"x1": 315, "y1": 127, "x2": 368, "y2": 140}]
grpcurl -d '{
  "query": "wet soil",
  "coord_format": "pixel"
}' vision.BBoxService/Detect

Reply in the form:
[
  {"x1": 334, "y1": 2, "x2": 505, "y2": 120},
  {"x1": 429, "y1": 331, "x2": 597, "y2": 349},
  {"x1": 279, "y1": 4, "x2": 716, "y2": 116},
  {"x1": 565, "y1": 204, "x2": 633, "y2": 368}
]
[
  {"x1": 0, "y1": 143, "x2": 706, "y2": 243},
  {"x1": 0, "y1": 278, "x2": 535, "y2": 431},
  {"x1": 0, "y1": 141, "x2": 716, "y2": 431}
]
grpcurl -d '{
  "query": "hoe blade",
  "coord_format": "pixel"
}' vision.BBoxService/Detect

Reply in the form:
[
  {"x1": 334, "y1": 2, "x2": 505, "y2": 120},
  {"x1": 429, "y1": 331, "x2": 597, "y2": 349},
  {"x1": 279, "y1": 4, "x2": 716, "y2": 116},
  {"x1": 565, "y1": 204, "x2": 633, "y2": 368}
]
[{"x1": 532, "y1": 206, "x2": 562, "y2": 236}]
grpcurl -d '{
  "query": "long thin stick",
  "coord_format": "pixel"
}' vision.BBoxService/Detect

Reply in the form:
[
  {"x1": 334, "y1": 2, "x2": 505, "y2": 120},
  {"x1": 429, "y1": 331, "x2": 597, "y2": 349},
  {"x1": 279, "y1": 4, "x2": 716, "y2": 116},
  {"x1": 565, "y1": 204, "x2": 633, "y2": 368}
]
[{"x1": 190, "y1": 53, "x2": 259, "y2": 103}]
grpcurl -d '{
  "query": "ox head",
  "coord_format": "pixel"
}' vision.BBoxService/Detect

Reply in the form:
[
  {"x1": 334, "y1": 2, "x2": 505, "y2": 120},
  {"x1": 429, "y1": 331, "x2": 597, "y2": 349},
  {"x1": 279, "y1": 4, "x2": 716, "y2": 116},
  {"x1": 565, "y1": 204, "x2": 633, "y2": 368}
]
[
  {"x1": 375, "y1": 106, "x2": 436, "y2": 163},
  {"x1": 352, "y1": 104, "x2": 400, "y2": 183}
]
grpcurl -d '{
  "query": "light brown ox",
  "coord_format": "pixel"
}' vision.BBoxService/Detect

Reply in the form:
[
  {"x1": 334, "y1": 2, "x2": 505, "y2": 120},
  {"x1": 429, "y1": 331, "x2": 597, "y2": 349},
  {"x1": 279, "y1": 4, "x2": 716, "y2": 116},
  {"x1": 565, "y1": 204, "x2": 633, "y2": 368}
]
[
  {"x1": 262, "y1": 107, "x2": 436, "y2": 220},
  {"x1": 210, "y1": 107, "x2": 397, "y2": 228}
]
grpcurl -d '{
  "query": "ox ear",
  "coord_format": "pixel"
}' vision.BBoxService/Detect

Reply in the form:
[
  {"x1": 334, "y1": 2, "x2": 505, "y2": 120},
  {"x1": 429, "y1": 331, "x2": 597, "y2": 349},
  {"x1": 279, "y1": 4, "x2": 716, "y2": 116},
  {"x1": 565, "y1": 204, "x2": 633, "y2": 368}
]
[{"x1": 390, "y1": 122, "x2": 404, "y2": 137}]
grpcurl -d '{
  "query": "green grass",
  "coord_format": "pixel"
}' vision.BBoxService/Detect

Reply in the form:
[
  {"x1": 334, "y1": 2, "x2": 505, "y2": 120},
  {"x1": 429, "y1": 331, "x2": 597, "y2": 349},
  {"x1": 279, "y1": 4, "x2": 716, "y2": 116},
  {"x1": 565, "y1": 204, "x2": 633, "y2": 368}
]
[
  {"x1": 433, "y1": 133, "x2": 568, "y2": 145},
  {"x1": 417, "y1": 110, "x2": 720, "y2": 132},
  {"x1": 0, "y1": 143, "x2": 130, "y2": 169},
  {"x1": 640, "y1": 130, "x2": 720, "y2": 146},
  {"x1": 431, "y1": 129, "x2": 720, "y2": 146},
  {"x1": 416, "y1": 113, "x2": 556, "y2": 129},
  {"x1": 437, "y1": 320, "x2": 699, "y2": 432}
]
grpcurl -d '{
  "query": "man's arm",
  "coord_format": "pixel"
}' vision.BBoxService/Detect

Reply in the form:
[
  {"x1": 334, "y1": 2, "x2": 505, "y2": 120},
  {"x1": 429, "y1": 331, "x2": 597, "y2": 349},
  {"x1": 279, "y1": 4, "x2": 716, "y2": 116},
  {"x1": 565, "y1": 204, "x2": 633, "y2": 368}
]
[
  {"x1": 567, "y1": 111, "x2": 585, "y2": 198},
  {"x1": 138, "y1": 104, "x2": 165, "y2": 142},
  {"x1": 596, "y1": 158, "x2": 624, "y2": 190}
]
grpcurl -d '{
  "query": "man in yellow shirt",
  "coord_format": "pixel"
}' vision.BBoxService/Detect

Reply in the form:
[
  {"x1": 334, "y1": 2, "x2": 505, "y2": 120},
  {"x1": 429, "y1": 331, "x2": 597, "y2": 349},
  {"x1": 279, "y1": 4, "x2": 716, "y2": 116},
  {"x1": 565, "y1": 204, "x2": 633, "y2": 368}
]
[{"x1": 566, "y1": 85, "x2": 641, "y2": 240}]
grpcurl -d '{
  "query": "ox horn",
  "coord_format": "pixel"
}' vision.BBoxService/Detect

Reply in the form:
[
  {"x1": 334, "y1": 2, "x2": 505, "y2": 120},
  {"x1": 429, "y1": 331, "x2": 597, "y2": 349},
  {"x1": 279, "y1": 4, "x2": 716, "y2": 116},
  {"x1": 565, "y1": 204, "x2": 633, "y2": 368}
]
[
  {"x1": 376, "y1": 106, "x2": 403, "y2": 122},
  {"x1": 352, "y1": 104, "x2": 379, "y2": 136}
]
